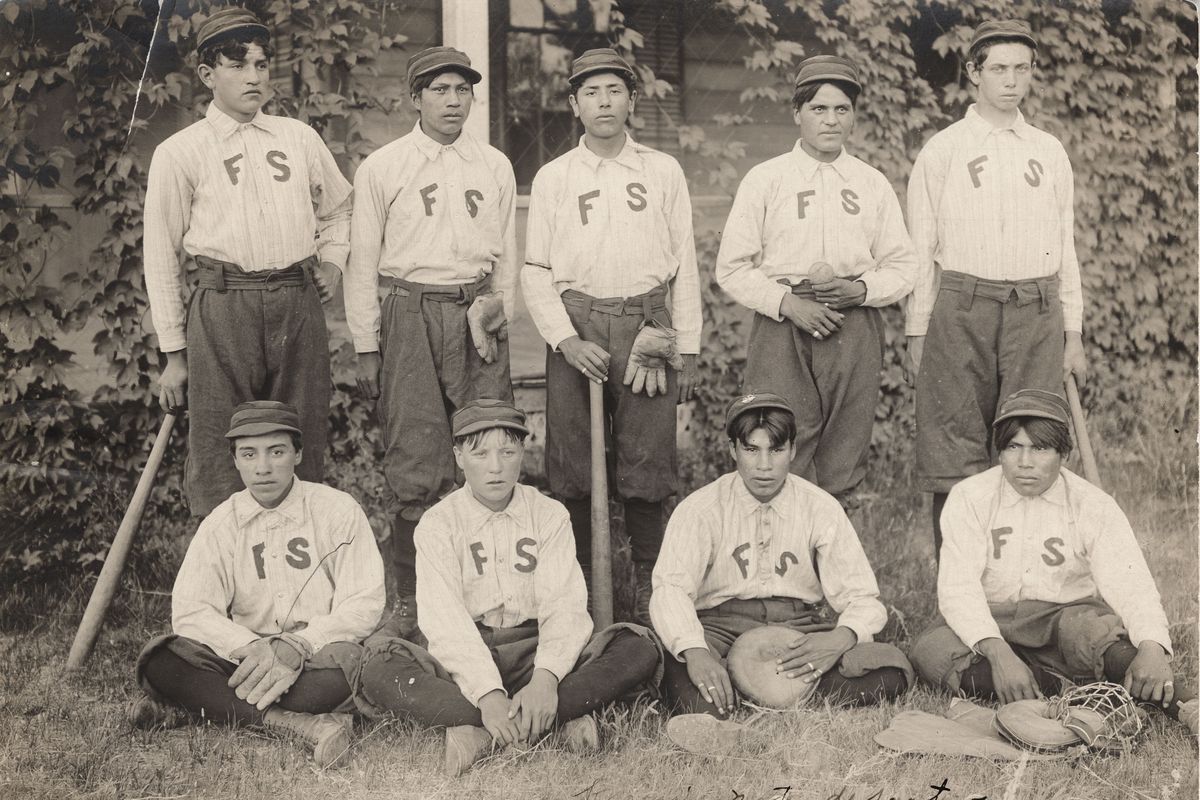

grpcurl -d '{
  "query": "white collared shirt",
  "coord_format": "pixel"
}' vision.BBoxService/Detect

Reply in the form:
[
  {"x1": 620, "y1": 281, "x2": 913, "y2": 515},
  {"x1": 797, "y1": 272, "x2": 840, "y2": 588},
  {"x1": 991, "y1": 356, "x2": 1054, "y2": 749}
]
[
  {"x1": 143, "y1": 103, "x2": 353, "y2": 352},
  {"x1": 415, "y1": 484, "x2": 592, "y2": 705},
  {"x1": 171, "y1": 480, "x2": 385, "y2": 662},
  {"x1": 650, "y1": 472, "x2": 888, "y2": 659},
  {"x1": 905, "y1": 105, "x2": 1083, "y2": 336},
  {"x1": 521, "y1": 133, "x2": 702, "y2": 353},
  {"x1": 716, "y1": 141, "x2": 918, "y2": 320},
  {"x1": 344, "y1": 122, "x2": 518, "y2": 353},
  {"x1": 938, "y1": 465, "x2": 1172, "y2": 653}
]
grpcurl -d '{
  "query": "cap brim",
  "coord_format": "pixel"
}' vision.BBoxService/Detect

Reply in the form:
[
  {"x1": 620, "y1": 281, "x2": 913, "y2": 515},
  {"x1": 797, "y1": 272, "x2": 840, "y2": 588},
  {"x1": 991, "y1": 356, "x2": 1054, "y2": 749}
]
[
  {"x1": 992, "y1": 409, "x2": 1067, "y2": 427},
  {"x1": 971, "y1": 33, "x2": 1037, "y2": 52},
  {"x1": 569, "y1": 65, "x2": 636, "y2": 84},
  {"x1": 725, "y1": 402, "x2": 794, "y2": 435},
  {"x1": 453, "y1": 420, "x2": 529, "y2": 438},
  {"x1": 225, "y1": 422, "x2": 303, "y2": 439},
  {"x1": 412, "y1": 64, "x2": 483, "y2": 85},
  {"x1": 198, "y1": 22, "x2": 271, "y2": 50},
  {"x1": 795, "y1": 72, "x2": 862, "y2": 91}
]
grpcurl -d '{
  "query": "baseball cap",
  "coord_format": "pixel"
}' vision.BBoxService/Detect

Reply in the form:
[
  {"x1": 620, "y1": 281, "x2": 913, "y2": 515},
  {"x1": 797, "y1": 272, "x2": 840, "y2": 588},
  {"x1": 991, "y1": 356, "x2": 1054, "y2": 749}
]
[
  {"x1": 969, "y1": 20, "x2": 1038, "y2": 53},
  {"x1": 794, "y1": 55, "x2": 862, "y2": 92},
  {"x1": 406, "y1": 46, "x2": 482, "y2": 87},
  {"x1": 452, "y1": 399, "x2": 530, "y2": 438},
  {"x1": 195, "y1": 7, "x2": 270, "y2": 51},
  {"x1": 225, "y1": 400, "x2": 303, "y2": 439},
  {"x1": 992, "y1": 389, "x2": 1069, "y2": 427},
  {"x1": 568, "y1": 48, "x2": 636, "y2": 84},
  {"x1": 724, "y1": 392, "x2": 794, "y2": 437}
]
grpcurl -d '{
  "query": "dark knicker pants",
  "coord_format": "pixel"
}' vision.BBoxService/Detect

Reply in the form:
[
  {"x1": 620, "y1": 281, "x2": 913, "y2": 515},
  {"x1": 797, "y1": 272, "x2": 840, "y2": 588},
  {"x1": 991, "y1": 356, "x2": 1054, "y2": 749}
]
[
  {"x1": 356, "y1": 622, "x2": 661, "y2": 727},
  {"x1": 184, "y1": 256, "x2": 330, "y2": 517},
  {"x1": 545, "y1": 285, "x2": 678, "y2": 565},
  {"x1": 378, "y1": 275, "x2": 513, "y2": 590},
  {"x1": 743, "y1": 283, "x2": 885, "y2": 497},
  {"x1": 136, "y1": 633, "x2": 362, "y2": 725},
  {"x1": 916, "y1": 271, "x2": 1064, "y2": 494},
  {"x1": 661, "y1": 597, "x2": 913, "y2": 718},
  {"x1": 909, "y1": 597, "x2": 1196, "y2": 717}
]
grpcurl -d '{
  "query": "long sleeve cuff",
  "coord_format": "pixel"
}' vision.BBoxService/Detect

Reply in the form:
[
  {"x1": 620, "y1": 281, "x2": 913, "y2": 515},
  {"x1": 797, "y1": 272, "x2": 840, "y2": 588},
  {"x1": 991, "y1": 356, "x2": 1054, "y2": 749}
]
[
  {"x1": 835, "y1": 613, "x2": 877, "y2": 646},
  {"x1": 317, "y1": 242, "x2": 349, "y2": 271},
  {"x1": 533, "y1": 653, "x2": 575, "y2": 683},
  {"x1": 1126, "y1": 623, "x2": 1173, "y2": 657},
  {"x1": 353, "y1": 336, "x2": 380, "y2": 354}
]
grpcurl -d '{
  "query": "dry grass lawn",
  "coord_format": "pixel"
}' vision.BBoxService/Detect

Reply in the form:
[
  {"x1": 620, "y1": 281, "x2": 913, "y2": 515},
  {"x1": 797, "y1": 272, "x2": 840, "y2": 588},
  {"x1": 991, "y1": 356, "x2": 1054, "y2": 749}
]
[{"x1": 1, "y1": 407, "x2": 1195, "y2": 800}]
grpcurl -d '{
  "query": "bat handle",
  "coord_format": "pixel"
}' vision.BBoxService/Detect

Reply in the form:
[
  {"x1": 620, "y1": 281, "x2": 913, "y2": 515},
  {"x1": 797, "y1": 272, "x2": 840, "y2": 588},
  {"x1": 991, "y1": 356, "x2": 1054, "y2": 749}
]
[
  {"x1": 589, "y1": 380, "x2": 613, "y2": 629},
  {"x1": 66, "y1": 411, "x2": 178, "y2": 672},
  {"x1": 1064, "y1": 376, "x2": 1102, "y2": 490}
]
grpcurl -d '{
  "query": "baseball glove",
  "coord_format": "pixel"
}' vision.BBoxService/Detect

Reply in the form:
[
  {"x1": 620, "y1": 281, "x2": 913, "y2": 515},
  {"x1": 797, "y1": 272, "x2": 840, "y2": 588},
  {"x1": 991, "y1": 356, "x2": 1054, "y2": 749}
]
[
  {"x1": 727, "y1": 626, "x2": 820, "y2": 710},
  {"x1": 993, "y1": 699, "x2": 1083, "y2": 754},
  {"x1": 621, "y1": 322, "x2": 684, "y2": 397},
  {"x1": 666, "y1": 713, "x2": 744, "y2": 755},
  {"x1": 466, "y1": 292, "x2": 508, "y2": 364}
]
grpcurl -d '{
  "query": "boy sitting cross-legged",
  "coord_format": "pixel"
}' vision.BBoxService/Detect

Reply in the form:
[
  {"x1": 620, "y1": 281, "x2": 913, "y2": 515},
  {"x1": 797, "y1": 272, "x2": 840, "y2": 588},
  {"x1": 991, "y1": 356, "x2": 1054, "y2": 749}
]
[{"x1": 357, "y1": 399, "x2": 661, "y2": 776}]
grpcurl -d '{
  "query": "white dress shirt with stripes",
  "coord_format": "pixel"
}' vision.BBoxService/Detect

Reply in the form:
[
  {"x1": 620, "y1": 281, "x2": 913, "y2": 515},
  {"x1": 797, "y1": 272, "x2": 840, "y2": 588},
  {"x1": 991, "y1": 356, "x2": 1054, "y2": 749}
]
[
  {"x1": 905, "y1": 105, "x2": 1083, "y2": 336},
  {"x1": 415, "y1": 484, "x2": 593, "y2": 706},
  {"x1": 650, "y1": 472, "x2": 888, "y2": 659},
  {"x1": 171, "y1": 480, "x2": 385, "y2": 662},
  {"x1": 344, "y1": 123, "x2": 518, "y2": 353},
  {"x1": 938, "y1": 465, "x2": 1172, "y2": 654},
  {"x1": 716, "y1": 141, "x2": 918, "y2": 320},
  {"x1": 521, "y1": 134, "x2": 702, "y2": 353},
  {"x1": 143, "y1": 103, "x2": 353, "y2": 352}
]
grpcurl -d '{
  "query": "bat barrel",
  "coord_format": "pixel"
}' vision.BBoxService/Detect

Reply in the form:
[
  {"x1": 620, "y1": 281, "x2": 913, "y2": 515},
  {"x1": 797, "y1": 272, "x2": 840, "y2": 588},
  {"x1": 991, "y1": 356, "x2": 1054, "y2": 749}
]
[
  {"x1": 66, "y1": 412, "x2": 177, "y2": 671},
  {"x1": 588, "y1": 381, "x2": 613, "y2": 629}
]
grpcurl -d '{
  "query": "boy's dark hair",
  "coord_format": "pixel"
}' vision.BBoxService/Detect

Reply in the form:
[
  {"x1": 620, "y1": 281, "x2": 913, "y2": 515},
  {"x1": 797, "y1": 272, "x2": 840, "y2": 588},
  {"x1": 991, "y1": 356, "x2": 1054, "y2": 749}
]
[
  {"x1": 453, "y1": 426, "x2": 528, "y2": 452},
  {"x1": 411, "y1": 69, "x2": 478, "y2": 99},
  {"x1": 229, "y1": 431, "x2": 303, "y2": 456},
  {"x1": 728, "y1": 409, "x2": 797, "y2": 449},
  {"x1": 199, "y1": 32, "x2": 274, "y2": 70},
  {"x1": 968, "y1": 37, "x2": 1037, "y2": 70},
  {"x1": 993, "y1": 416, "x2": 1072, "y2": 457},
  {"x1": 792, "y1": 80, "x2": 860, "y2": 112},
  {"x1": 569, "y1": 70, "x2": 637, "y2": 98}
]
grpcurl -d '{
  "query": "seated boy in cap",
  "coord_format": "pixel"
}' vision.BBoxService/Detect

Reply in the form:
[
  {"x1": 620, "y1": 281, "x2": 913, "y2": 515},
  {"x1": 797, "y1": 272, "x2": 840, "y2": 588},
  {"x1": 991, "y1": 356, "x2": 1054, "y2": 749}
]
[
  {"x1": 356, "y1": 399, "x2": 660, "y2": 776},
  {"x1": 132, "y1": 401, "x2": 386, "y2": 768},
  {"x1": 344, "y1": 46, "x2": 516, "y2": 634},
  {"x1": 715, "y1": 55, "x2": 917, "y2": 509},
  {"x1": 909, "y1": 390, "x2": 1197, "y2": 732},
  {"x1": 652, "y1": 393, "x2": 911, "y2": 718},
  {"x1": 144, "y1": 7, "x2": 352, "y2": 518},
  {"x1": 521, "y1": 47, "x2": 702, "y2": 623}
]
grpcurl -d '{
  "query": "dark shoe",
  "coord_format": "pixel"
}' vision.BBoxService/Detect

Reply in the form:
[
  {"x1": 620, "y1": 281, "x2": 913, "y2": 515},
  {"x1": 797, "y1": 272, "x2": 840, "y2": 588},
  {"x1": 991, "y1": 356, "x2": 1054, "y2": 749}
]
[
  {"x1": 262, "y1": 708, "x2": 353, "y2": 769},
  {"x1": 633, "y1": 561, "x2": 654, "y2": 627},
  {"x1": 377, "y1": 594, "x2": 418, "y2": 640},
  {"x1": 444, "y1": 725, "x2": 493, "y2": 776}
]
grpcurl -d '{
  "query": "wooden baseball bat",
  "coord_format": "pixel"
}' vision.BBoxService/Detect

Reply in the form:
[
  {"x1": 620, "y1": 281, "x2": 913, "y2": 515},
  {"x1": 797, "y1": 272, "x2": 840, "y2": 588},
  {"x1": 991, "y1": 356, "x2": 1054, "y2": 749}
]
[
  {"x1": 589, "y1": 380, "x2": 613, "y2": 629},
  {"x1": 1064, "y1": 376, "x2": 1102, "y2": 490},
  {"x1": 66, "y1": 411, "x2": 178, "y2": 671}
]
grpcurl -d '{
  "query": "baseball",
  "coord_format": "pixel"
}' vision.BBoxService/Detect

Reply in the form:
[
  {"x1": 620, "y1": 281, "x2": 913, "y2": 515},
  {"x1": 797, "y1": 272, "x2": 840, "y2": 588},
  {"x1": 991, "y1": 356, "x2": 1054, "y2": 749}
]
[{"x1": 809, "y1": 261, "x2": 836, "y2": 283}]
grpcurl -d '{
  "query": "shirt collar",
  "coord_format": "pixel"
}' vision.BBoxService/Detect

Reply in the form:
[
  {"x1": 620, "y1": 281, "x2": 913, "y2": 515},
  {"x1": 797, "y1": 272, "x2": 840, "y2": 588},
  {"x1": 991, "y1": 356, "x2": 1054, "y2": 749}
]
[
  {"x1": 461, "y1": 483, "x2": 521, "y2": 528},
  {"x1": 233, "y1": 478, "x2": 307, "y2": 526},
  {"x1": 411, "y1": 121, "x2": 476, "y2": 162},
  {"x1": 998, "y1": 470, "x2": 1067, "y2": 508},
  {"x1": 964, "y1": 104, "x2": 1031, "y2": 141},
  {"x1": 731, "y1": 472, "x2": 795, "y2": 518},
  {"x1": 574, "y1": 132, "x2": 643, "y2": 172},
  {"x1": 205, "y1": 102, "x2": 274, "y2": 139},
  {"x1": 791, "y1": 140, "x2": 849, "y2": 180}
]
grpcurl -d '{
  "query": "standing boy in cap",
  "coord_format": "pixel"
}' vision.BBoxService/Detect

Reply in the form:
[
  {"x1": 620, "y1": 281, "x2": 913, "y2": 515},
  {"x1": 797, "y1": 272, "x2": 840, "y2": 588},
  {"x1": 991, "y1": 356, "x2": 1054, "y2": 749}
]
[
  {"x1": 908, "y1": 390, "x2": 1196, "y2": 733},
  {"x1": 344, "y1": 46, "x2": 517, "y2": 632},
  {"x1": 716, "y1": 55, "x2": 917, "y2": 508},
  {"x1": 521, "y1": 48, "x2": 702, "y2": 622},
  {"x1": 905, "y1": 20, "x2": 1088, "y2": 555},
  {"x1": 132, "y1": 401, "x2": 386, "y2": 768},
  {"x1": 357, "y1": 399, "x2": 660, "y2": 776},
  {"x1": 651, "y1": 393, "x2": 911, "y2": 718},
  {"x1": 144, "y1": 7, "x2": 352, "y2": 517}
]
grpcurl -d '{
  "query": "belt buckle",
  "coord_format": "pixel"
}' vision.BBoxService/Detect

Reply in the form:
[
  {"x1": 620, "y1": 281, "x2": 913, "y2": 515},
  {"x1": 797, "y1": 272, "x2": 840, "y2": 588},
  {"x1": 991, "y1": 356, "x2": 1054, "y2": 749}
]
[{"x1": 263, "y1": 270, "x2": 283, "y2": 292}]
